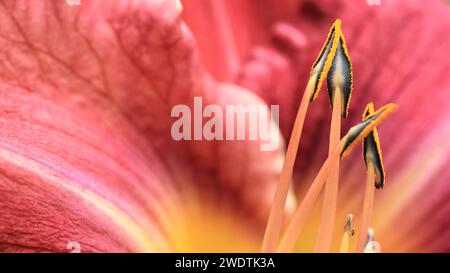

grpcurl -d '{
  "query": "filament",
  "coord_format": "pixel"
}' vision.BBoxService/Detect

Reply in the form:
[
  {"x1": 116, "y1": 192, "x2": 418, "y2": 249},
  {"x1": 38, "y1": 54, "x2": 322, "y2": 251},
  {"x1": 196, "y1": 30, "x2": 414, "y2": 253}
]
[
  {"x1": 277, "y1": 140, "x2": 345, "y2": 252},
  {"x1": 261, "y1": 78, "x2": 315, "y2": 252},
  {"x1": 357, "y1": 162, "x2": 375, "y2": 250},
  {"x1": 315, "y1": 86, "x2": 342, "y2": 252}
]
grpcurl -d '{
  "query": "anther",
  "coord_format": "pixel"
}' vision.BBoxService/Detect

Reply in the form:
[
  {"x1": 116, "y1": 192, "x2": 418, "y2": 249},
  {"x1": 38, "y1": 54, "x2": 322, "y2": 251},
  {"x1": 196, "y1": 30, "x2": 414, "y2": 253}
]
[
  {"x1": 309, "y1": 19, "x2": 342, "y2": 101},
  {"x1": 344, "y1": 214, "x2": 355, "y2": 236}
]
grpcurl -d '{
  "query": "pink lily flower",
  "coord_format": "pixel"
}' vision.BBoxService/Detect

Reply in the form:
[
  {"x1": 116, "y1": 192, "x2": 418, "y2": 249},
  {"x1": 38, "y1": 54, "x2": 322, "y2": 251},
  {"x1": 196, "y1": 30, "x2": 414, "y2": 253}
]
[{"x1": 0, "y1": 0, "x2": 448, "y2": 253}]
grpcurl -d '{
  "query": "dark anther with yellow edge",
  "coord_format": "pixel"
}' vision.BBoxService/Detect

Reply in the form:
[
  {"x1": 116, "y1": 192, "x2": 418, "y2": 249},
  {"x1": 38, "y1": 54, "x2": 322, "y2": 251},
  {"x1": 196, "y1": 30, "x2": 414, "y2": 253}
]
[
  {"x1": 309, "y1": 19, "x2": 342, "y2": 101},
  {"x1": 362, "y1": 103, "x2": 385, "y2": 189},
  {"x1": 327, "y1": 34, "x2": 353, "y2": 118},
  {"x1": 340, "y1": 103, "x2": 398, "y2": 158}
]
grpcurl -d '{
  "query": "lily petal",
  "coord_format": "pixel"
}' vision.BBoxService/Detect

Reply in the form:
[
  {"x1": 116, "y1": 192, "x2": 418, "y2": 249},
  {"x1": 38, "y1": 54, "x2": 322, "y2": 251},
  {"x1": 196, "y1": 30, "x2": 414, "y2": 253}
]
[
  {"x1": 181, "y1": 0, "x2": 299, "y2": 80},
  {"x1": 0, "y1": 0, "x2": 288, "y2": 252}
]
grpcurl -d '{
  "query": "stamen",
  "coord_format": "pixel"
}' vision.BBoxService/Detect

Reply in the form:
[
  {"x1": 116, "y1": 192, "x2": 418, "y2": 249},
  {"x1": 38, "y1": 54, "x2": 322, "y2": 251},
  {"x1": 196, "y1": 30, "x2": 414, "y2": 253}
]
[
  {"x1": 261, "y1": 19, "x2": 342, "y2": 253},
  {"x1": 315, "y1": 25, "x2": 353, "y2": 252},
  {"x1": 277, "y1": 104, "x2": 396, "y2": 252},
  {"x1": 339, "y1": 214, "x2": 355, "y2": 253},
  {"x1": 357, "y1": 103, "x2": 386, "y2": 249},
  {"x1": 363, "y1": 228, "x2": 381, "y2": 253},
  {"x1": 341, "y1": 103, "x2": 397, "y2": 158}
]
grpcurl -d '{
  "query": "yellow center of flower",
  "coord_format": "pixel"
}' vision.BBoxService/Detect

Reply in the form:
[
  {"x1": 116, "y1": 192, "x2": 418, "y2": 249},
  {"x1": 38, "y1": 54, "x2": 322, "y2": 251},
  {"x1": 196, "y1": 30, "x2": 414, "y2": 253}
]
[{"x1": 163, "y1": 193, "x2": 262, "y2": 252}]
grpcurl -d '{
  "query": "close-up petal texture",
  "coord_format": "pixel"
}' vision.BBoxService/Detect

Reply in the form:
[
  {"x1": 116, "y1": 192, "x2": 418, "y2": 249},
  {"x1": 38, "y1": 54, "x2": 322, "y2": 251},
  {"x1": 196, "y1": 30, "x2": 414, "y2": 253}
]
[{"x1": 0, "y1": 0, "x2": 287, "y2": 252}]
